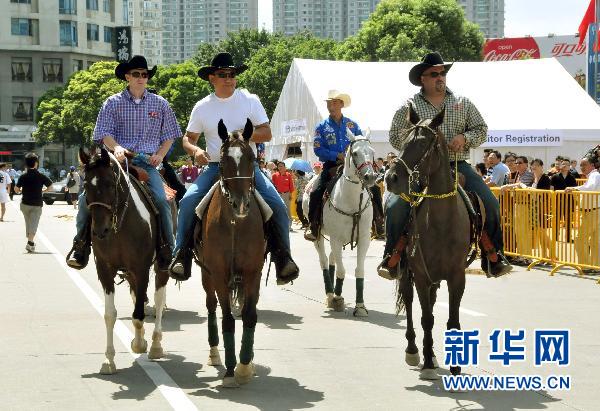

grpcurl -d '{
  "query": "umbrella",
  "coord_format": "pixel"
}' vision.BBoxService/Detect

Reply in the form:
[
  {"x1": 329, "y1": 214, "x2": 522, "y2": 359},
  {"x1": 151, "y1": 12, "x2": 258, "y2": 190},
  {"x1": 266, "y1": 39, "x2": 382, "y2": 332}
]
[{"x1": 283, "y1": 158, "x2": 313, "y2": 173}]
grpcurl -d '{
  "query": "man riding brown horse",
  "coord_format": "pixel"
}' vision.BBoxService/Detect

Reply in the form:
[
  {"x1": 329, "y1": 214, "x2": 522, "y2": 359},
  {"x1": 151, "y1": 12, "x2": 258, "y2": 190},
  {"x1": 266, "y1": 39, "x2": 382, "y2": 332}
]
[{"x1": 378, "y1": 52, "x2": 512, "y2": 279}]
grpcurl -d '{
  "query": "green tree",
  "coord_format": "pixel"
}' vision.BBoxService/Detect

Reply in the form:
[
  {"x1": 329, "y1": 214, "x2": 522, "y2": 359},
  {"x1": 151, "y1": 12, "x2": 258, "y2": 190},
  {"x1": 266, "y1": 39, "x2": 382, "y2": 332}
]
[
  {"x1": 33, "y1": 86, "x2": 68, "y2": 145},
  {"x1": 337, "y1": 0, "x2": 484, "y2": 62}
]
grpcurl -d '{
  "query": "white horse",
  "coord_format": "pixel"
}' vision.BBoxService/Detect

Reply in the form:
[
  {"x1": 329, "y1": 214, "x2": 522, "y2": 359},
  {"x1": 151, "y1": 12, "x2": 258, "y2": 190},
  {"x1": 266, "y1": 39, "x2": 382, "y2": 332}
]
[{"x1": 303, "y1": 130, "x2": 377, "y2": 316}]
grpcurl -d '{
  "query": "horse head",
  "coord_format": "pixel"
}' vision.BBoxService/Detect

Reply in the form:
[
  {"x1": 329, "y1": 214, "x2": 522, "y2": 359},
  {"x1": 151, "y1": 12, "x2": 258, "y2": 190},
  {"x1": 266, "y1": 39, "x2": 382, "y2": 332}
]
[
  {"x1": 345, "y1": 127, "x2": 377, "y2": 187},
  {"x1": 80, "y1": 146, "x2": 124, "y2": 239},
  {"x1": 218, "y1": 118, "x2": 256, "y2": 218},
  {"x1": 385, "y1": 105, "x2": 447, "y2": 196}
]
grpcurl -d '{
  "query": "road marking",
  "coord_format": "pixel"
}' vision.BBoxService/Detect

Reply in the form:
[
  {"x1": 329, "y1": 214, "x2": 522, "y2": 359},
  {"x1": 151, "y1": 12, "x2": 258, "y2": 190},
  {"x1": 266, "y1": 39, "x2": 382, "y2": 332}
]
[
  {"x1": 34, "y1": 228, "x2": 198, "y2": 411},
  {"x1": 435, "y1": 302, "x2": 487, "y2": 317}
]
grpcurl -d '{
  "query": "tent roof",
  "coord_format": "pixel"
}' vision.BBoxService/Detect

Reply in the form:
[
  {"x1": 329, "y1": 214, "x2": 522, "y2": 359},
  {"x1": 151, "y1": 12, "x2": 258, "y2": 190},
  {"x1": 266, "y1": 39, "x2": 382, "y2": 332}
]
[{"x1": 292, "y1": 57, "x2": 600, "y2": 133}]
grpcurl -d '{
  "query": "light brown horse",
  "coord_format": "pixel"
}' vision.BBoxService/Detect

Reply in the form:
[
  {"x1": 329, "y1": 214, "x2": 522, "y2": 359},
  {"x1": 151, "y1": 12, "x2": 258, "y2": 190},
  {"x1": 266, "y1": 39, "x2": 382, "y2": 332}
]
[{"x1": 193, "y1": 119, "x2": 265, "y2": 388}]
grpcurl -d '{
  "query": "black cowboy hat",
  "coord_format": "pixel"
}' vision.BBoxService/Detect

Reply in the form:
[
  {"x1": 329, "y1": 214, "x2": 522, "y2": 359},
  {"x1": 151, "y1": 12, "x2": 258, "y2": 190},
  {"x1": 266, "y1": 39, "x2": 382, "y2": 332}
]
[
  {"x1": 408, "y1": 52, "x2": 453, "y2": 86},
  {"x1": 198, "y1": 52, "x2": 248, "y2": 81},
  {"x1": 115, "y1": 55, "x2": 157, "y2": 81}
]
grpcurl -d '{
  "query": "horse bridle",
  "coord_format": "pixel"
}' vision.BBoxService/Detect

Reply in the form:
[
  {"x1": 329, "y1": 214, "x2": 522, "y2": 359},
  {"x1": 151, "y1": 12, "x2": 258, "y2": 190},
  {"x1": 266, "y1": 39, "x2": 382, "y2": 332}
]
[
  {"x1": 343, "y1": 137, "x2": 374, "y2": 186},
  {"x1": 218, "y1": 142, "x2": 255, "y2": 209},
  {"x1": 87, "y1": 157, "x2": 131, "y2": 234}
]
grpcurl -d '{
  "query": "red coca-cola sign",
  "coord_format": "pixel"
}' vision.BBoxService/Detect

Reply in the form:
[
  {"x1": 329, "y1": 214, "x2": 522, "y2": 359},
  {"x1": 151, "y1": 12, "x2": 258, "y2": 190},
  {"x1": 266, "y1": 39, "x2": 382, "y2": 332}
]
[{"x1": 483, "y1": 38, "x2": 541, "y2": 61}]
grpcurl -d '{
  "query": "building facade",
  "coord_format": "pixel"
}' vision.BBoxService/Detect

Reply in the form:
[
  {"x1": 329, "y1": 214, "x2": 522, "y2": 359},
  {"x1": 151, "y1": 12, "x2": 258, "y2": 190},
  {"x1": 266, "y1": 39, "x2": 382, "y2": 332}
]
[
  {"x1": 162, "y1": 0, "x2": 259, "y2": 65},
  {"x1": 458, "y1": 0, "x2": 504, "y2": 39},
  {"x1": 126, "y1": 0, "x2": 162, "y2": 66},
  {"x1": 273, "y1": 0, "x2": 381, "y2": 41},
  {"x1": 1, "y1": 0, "x2": 126, "y2": 171}
]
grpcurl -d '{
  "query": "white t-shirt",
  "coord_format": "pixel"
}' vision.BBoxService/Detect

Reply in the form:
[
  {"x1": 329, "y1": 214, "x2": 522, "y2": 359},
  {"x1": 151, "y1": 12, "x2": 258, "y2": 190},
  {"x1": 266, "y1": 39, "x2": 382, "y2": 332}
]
[
  {"x1": 0, "y1": 171, "x2": 12, "y2": 193},
  {"x1": 577, "y1": 169, "x2": 600, "y2": 191},
  {"x1": 186, "y1": 89, "x2": 269, "y2": 162}
]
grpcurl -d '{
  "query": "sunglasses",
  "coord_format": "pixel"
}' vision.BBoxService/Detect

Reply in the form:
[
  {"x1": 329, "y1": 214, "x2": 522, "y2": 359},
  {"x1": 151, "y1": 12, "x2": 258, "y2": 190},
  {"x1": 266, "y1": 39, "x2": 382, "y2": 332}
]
[
  {"x1": 424, "y1": 70, "x2": 448, "y2": 78},
  {"x1": 128, "y1": 71, "x2": 149, "y2": 78},
  {"x1": 215, "y1": 72, "x2": 236, "y2": 79},
  {"x1": 515, "y1": 161, "x2": 524, "y2": 165}
]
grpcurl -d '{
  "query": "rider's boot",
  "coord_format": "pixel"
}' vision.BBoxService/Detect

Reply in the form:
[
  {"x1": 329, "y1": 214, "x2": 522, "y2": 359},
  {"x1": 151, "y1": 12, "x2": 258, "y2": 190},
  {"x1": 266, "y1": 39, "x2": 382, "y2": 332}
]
[
  {"x1": 266, "y1": 221, "x2": 299, "y2": 285},
  {"x1": 480, "y1": 231, "x2": 513, "y2": 278},
  {"x1": 377, "y1": 235, "x2": 408, "y2": 280},
  {"x1": 66, "y1": 221, "x2": 91, "y2": 270},
  {"x1": 303, "y1": 220, "x2": 319, "y2": 242},
  {"x1": 168, "y1": 219, "x2": 197, "y2": 282}
]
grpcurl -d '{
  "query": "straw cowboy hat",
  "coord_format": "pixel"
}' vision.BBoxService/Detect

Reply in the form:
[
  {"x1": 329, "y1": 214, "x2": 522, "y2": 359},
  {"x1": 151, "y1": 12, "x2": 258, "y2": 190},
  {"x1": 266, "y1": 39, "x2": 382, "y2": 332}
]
[
  {"x1": 408, "y1": 52, "x2": 453, "y2": 86},
  {"x1": 115, "y1": 55, "x2": 157, "y2": 81},
  {"x1": 325, "y1": 90, "x2": 351, "y2": 108},
  {"x1": 197, "y1": 52, "x2": 248, "y2": 81}
]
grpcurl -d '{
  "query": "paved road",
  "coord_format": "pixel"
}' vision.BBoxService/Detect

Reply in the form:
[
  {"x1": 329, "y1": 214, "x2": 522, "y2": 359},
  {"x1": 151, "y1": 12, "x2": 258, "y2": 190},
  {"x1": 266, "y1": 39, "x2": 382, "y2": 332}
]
[{"x1": 1, "y1": 198, "x2": 598, "y2": 410}]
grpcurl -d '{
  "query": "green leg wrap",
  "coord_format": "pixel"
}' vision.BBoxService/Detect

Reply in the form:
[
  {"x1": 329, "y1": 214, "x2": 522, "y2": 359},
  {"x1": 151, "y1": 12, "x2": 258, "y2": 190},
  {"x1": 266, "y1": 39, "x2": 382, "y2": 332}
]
[
  {"x1": 239, "y1": 327, "x2": 255, "y2": 364},
  {"x1": 223, "y1": 331, "x2": 237, "y2": 370},
  {"x1": 323, "y1": 269, "x2": 333, "y2": 294},
  {"x1": 334, "y1": 277, "x2": 344, "y2": 296},
  {"x1": 355, "y1": 278, "x2": 364, "y2": 304},
  {"x1": 208, "y1": 311, "x2": 219, "y2": 347},
  {"x1": 328, "y1": 265, "x2": 335, "y2": 288}
]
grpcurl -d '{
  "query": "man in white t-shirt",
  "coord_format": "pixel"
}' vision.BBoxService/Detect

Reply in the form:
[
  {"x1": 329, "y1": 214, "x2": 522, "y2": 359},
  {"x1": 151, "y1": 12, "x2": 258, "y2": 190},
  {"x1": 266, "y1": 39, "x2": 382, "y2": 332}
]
[
  {"x1": 169, "y1": 52, "x2": 299, "y2": 285},
  {"x1": 0, "y1": 163, "x2": 12, "y2": 221}
]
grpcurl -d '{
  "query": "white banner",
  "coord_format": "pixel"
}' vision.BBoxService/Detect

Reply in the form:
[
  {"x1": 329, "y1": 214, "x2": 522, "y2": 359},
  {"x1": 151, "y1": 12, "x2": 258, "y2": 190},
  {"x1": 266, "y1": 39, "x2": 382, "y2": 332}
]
[
  {"x1": 280, "y1": 118, "x2": 307, "y2": 137},
  {"x1": 482, "y1": 130, "x2": 564, "y2": 147}
]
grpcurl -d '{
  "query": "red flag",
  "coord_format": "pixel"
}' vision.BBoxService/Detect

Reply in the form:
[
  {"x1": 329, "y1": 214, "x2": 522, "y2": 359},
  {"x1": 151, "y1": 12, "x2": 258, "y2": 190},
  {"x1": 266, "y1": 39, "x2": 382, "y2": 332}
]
[{"x1": 578, "y1": 0, "x2": 596, "y2": 46}]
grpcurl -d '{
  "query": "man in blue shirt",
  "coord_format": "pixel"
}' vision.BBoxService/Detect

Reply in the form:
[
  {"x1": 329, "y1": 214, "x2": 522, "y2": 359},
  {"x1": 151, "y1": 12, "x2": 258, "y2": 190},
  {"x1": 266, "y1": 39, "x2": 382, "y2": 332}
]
[
  {"x1": 66, "y1": 55, "x2": 181, "y2": 270},
  {"x1": 304, "y1": 90, "x2": 362, "y2": 241}
]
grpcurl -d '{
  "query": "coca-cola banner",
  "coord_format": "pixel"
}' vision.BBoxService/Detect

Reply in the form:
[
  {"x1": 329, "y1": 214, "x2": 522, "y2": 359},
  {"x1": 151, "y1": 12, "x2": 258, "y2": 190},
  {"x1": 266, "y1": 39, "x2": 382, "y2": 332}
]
[
  {"x1": 484, "y1": 35, "x2": 586, "y2": 89},
  {"x1": 482, "y1": 130, "x2": 563, "y2": 147}
]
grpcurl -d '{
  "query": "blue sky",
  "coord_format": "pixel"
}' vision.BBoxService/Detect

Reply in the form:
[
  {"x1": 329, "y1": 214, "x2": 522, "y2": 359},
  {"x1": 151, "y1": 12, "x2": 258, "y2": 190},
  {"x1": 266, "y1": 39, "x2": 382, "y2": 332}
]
[{"x1": 258, "y1": 0, "x2": 591, "y2": 38}]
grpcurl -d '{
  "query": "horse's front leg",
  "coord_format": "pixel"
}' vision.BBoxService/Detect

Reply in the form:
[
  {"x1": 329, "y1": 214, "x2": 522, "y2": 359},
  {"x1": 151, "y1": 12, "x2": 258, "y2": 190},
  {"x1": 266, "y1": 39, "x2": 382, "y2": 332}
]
[
  {"x1": 330, "y1": 239, "x2": 346, "y2": 312},
  {"x1": 100, "y1": 290, "x2": 117, "y2": 374},
  {"x1": 353, "y1": 231, "x2": 370, "y2": 317},
  {"x1": 235, "y1": 275, "x2": 260, "y2": 385},
  {"x1": 429, "y1": 283, "x2": 441, "y2": 368},
  {"x1": 202, "y1": 270, "x2": 221, "y2": 366},
  {"x1": 403, "y1": 271, "x2": 420, "y2": 367},
  {"x1": 314, "y1": 237, "x2": 333, "y2": 306},
  {"x1": 447, "y1": 272, "x2": 466, "y2": 376},
  {"x1": 415, "y1": 279, "x2": 438, "y2": 380},
  {"x1": 131, "y1": 269, "x2": 149, "y2": 354},
  {"x1": 217, "y1": 287, "x2": 238, "y2": 388}
]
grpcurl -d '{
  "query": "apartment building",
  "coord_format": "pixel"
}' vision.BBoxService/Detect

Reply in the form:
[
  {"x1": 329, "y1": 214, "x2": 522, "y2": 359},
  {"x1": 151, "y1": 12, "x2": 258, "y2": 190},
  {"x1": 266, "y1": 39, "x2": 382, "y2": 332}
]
[{"x1": 458, "y1": 0, "x2": 504, "y2": 39}]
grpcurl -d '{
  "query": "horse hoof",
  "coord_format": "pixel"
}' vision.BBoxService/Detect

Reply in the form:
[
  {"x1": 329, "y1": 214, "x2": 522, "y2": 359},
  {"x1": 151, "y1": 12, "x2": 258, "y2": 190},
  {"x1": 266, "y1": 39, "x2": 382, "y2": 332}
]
[
  {"x1": 325, "y1": 293, "x2": 334, "y2": 308},
  {"x1": 148, "y1": 346, "x2": 164, "y2": 360},
  {"x1": 332, "y1": 296, "x2": 345, "y2": 312},
  {"x1": 222, "y1": 376, "x2": 240, "y2": 388},
  {"x1": 234, "y1": 362, "x2": 255, "y2": 385},
  {"x1": 131, "y1": 339, "x2": 148, "y2": 354},
  {"x1": 100, "y1": 360, "x2": 116, "y2": 375},
  {"x1": 231, "y1": 306, "x2": 242, "y2": 318},
  {"x1": 405, "y1": 352, "x2": 420, "y2": 367},
  {"x1": 144, "y1": 305, "x2": 156, "y2": 317},
  {"x1": 432, "y1": 356, "x2": 439, "y2": 368},
  {"x1": 207, "y1": 346, "x2": 222, "y2": 366},
  {"x1": 420, "y1": 368, "x2": 440, "y2": 380},
  {"x1": 353, "y1": 303, "x2": 369, "y2": 317},
  {"x1": 450, "y1": 366, "x2": 461, "y2": 376}
]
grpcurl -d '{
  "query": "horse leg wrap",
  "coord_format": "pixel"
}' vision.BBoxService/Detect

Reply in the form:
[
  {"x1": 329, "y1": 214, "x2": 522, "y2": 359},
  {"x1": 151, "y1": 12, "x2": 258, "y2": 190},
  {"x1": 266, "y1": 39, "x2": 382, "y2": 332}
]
[
  {"x1": 328, "y1": 265, "x2": 335, "y2": 289},
  {"x1": 208, "y1": 311, "x2": 219, "y2": 347},
  {"x1": 323, "y1": 269, "x2": 333, "y2": 294},
  {"x1": 334, "y1": 277, "x2": 344, "y2": 296},
  {"x1": 355, "y1": 278, "x2": 364, "y2": 304},
  {"x1": 223, "y1": 331, "x2": 237, "y2": 370},
  {"x1": 480, "y1": 231, "x2": 498, "y2": 263},
  {"x1": 239, "y1": 327, "x2": 255, "y2": 364},
  {"x1": 387, "y1": 235, "x2": 408, "y2": 268}
]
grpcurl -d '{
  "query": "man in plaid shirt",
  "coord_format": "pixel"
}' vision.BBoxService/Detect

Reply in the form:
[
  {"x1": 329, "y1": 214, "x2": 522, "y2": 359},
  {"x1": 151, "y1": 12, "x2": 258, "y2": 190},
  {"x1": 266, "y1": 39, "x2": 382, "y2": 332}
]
[
  {"x1": 378, "y1": 52, "x2": 512, "y2": 279},
  {"x1": 67, "y1": 55, "x2": 181, "y2": 270}
]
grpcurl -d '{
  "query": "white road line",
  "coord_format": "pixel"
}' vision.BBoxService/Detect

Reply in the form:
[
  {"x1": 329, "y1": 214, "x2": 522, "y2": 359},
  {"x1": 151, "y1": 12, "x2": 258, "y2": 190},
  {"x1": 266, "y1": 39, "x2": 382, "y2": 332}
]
[
  {"x1": 28, "y1": 223, "x2": 198, "y2": 411},
  {"x1": 435, "y1": 301, "x2": 487, "y2": 317}
]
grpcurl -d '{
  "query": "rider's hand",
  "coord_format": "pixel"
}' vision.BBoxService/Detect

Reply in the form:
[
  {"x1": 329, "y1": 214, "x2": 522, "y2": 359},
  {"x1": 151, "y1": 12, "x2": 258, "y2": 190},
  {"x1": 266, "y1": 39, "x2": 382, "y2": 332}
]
[
  {"x1": 337, "y1": 152, "x2": 345, "y2": 161},
  {"x1": 193, "y1": 148, "x2": 211, "y2": 165},
  {"x1": 149, "y1": 153, "x2": 164, "y2": 167},
  {"x1": 448, "y1": 134, "x2": 466, "y2": 152},
  {"x1": 114, "y1": 145, "x2": 127, "y2": 162}
]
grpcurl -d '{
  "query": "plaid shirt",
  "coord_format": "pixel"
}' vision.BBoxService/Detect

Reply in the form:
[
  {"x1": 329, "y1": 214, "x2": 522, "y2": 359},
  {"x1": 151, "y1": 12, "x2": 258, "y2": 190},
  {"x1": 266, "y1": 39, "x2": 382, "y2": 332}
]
[
  {"x1": 389, "y1": 88, "x2": 487, "y2": 162},
  {"x1": 93, "y1": 88, "x2": 181, "y2": 153}
]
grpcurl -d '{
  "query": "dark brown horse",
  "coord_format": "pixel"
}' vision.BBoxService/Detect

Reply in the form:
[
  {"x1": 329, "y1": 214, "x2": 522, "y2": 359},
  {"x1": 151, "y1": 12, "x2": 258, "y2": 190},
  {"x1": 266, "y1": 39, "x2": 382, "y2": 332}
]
[
  {"x1": 385, "y1": 107, "x2": 470, "y2": 380},
  {"x1": 80, "y1": 147, "x2": 173, "y2": 374},
  {"x1": 193, "y1": 119, "x2": 265, "y2": 388}
]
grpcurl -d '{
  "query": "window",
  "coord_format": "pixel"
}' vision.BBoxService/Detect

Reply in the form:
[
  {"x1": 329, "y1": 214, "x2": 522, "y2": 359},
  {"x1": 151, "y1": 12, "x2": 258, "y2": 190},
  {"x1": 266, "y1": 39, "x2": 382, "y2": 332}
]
[
  {"x1": 73, "y1": 59, "x2": 83, "y2": 73},
  {"x1": 103, "y1": 26, "x2": 112, "y2": 43},
  {"x1": 42, "y1": 59, "x2": 63, "y2": 82},
  {"x1": 60, "y1": 20, "x2": 78, "y2": 46},
  {"x1": 103, "y1": 0, "x2": 111, "y2": 12},
  {"x1": 86, "y1": 0, "x2": 98, "y2": 11},
  {"x1": 12, "y1": 97, "x2": 34, "y2": 122},
  {"x1": 11, "y1": 57, "x2": 32, "y2": 82},
  {"x1": 11, "y1": 18, "x2": 33, "y2": 36},
  {"x1": 87, "y1": 23, "x2": 99, "y2": 41},
  {"x1": 59, "y1": 0, "x2": 77, "y2": 14},
  {"x1": 11, "y1": 0, "x2": 31, "y2": 3}
]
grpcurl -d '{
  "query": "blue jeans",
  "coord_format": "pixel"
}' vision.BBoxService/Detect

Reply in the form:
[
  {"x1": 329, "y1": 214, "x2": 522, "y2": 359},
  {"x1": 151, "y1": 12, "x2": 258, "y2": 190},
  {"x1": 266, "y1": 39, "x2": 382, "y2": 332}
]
[
  {"x1": 174, "y1": 162, "x2": 290, "y2": 254},
  {"x1": 384, "y1": 161, "x2": 503, "y2": 255},
  {"x1": 75, "y1": 155, "x2": 174, "y2": 248}
]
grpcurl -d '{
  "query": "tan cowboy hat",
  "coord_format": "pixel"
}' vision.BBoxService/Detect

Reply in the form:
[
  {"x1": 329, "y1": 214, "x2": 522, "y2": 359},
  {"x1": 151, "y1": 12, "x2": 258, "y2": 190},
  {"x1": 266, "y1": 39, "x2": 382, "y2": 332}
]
[{"x1": 325, "y1": 90, "x2": 351, "y2": 108}]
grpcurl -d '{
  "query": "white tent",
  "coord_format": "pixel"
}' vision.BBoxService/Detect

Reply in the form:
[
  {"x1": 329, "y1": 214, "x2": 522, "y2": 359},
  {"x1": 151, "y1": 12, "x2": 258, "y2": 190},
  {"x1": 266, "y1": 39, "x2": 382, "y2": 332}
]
[{"x1": 266, "y1": 58, "x2": 600, "y2": 168}]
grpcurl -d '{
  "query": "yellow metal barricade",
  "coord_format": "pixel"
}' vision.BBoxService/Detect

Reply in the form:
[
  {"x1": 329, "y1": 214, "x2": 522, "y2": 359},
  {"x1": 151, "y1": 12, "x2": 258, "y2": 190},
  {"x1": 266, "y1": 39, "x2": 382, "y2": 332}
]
[{"x1": 576, "y1": 178, "x2": 587, "y2": 186}]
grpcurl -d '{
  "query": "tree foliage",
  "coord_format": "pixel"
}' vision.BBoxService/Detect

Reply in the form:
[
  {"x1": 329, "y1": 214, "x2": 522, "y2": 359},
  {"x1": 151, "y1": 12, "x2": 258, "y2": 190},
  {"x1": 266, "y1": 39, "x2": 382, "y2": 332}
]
[{"x1": 337, "y1": 0, "x2": 484, "y2": 62}]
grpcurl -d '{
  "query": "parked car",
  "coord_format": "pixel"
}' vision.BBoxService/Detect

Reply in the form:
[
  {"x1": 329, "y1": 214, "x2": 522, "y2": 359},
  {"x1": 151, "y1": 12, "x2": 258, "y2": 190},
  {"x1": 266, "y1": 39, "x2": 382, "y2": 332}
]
[{"x1": 42, "y1": 178, "x2": 73, "y2": 205}]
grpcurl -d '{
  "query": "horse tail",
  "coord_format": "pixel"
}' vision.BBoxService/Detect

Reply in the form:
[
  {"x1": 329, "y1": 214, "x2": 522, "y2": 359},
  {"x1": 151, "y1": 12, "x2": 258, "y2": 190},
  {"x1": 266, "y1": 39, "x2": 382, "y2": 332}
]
[{"x1": 395, "y1": 265, "x2": 413, "y2": 315}]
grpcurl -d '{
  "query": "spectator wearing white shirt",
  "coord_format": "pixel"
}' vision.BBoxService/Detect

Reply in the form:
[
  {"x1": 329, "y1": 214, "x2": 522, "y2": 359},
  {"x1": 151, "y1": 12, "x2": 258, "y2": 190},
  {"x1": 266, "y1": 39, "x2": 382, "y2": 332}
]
[
  {"x1": 0, "y1": 163, "x2": 12, "y2": 221},
  {"x1": 485, "y1": 150, "x2": 510, "y2": 187}
]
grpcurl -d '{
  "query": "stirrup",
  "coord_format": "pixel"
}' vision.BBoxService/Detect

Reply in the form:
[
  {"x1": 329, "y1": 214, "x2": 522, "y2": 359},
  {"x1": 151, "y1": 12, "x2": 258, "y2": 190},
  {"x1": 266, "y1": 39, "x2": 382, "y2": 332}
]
[
  {"x1": 377, "y1": 256, "x2": 398, "y2": 280},
  {"x1": 168, "y1": 249, "x2": 191, "y2": 281}
]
